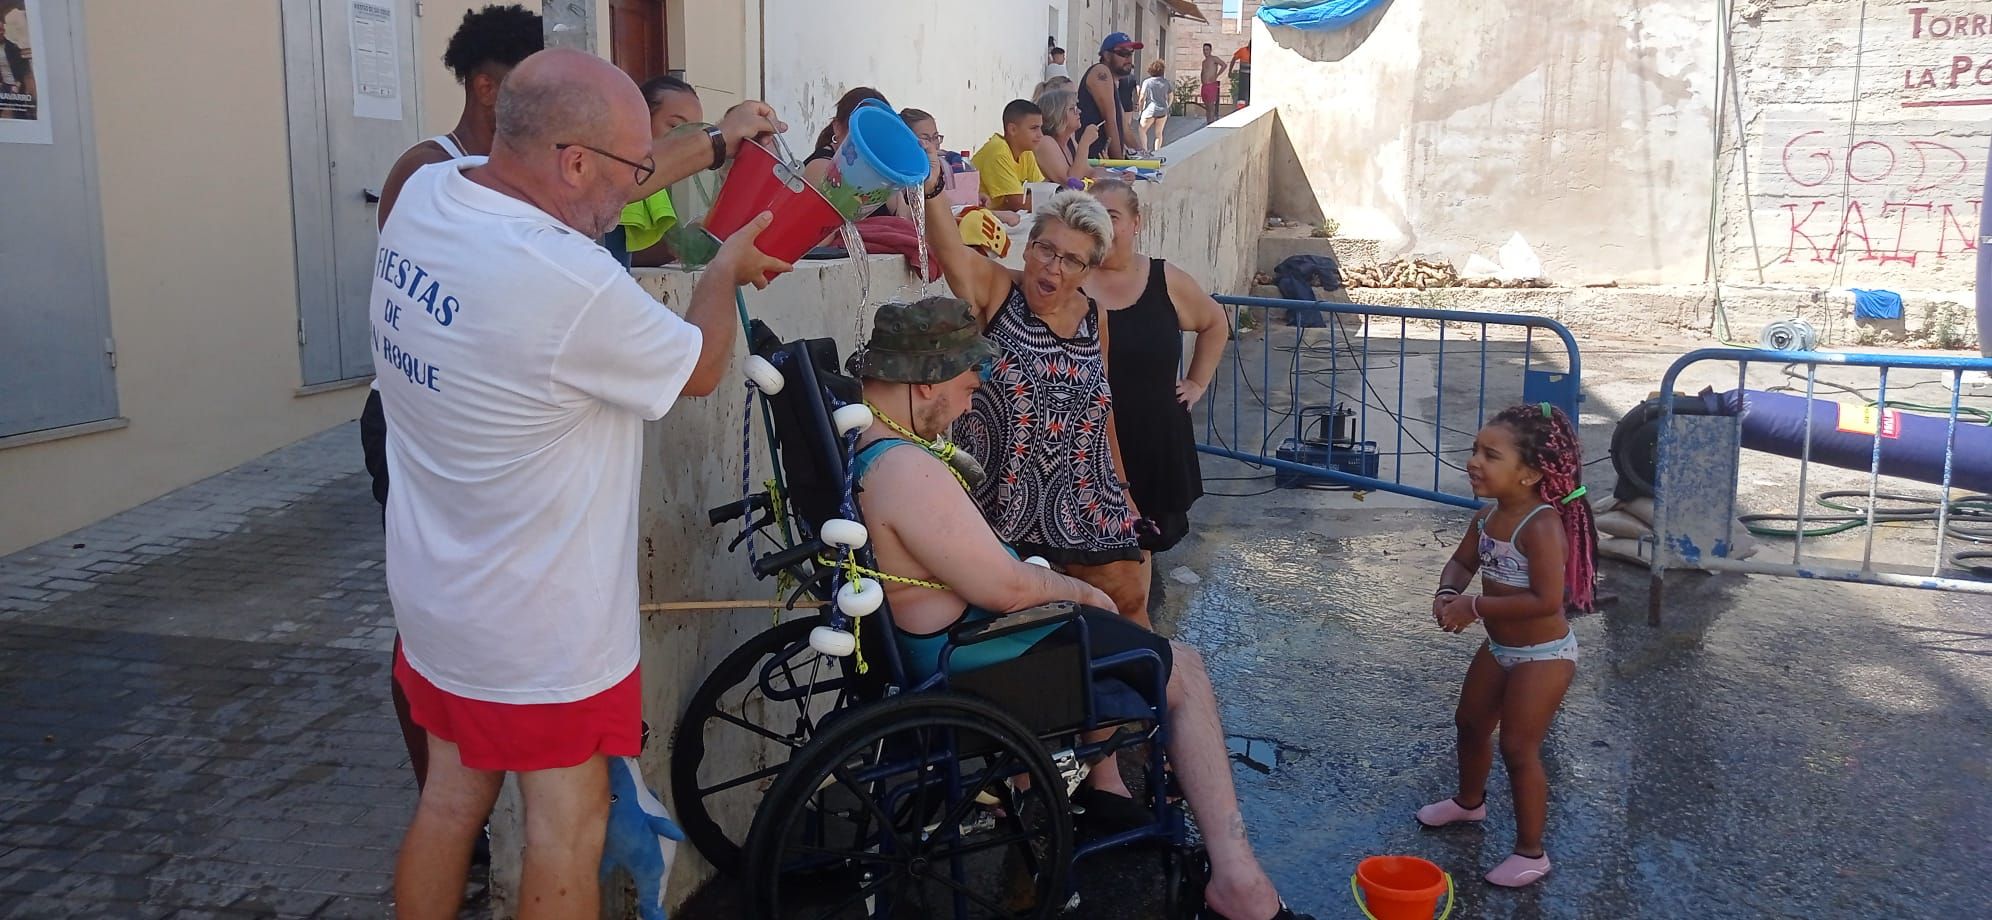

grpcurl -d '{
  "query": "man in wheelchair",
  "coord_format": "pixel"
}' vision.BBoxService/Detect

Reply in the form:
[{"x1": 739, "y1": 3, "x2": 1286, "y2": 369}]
[{"x1": 844, "y1": 297, "x2": 1309, "y2": 920}]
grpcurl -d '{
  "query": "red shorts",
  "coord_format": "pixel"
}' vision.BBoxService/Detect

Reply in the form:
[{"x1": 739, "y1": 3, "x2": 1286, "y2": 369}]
[
  {"x1": 393, "y1": 641, "x2": 642, "y2": 772},
  {"x1": 1201, "y1": 81, "x2": 1220, "y2": 104}
]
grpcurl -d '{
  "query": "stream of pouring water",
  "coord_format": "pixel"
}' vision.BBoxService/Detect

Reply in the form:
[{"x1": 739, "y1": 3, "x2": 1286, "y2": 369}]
[{"x1": 839, "y1": 220, "x2": 871, "y2": 348}]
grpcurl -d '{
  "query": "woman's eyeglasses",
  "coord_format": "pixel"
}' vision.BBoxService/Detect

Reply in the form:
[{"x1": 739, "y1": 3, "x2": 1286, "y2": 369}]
[{"x1": 1026, "y1": 240, "x2": 1092, "y2": 275}]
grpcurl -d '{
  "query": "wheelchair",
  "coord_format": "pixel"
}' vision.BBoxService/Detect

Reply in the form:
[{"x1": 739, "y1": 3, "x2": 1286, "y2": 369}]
[{"x1": 672, "y1": 321, "x2": 1206, "y2": 919}]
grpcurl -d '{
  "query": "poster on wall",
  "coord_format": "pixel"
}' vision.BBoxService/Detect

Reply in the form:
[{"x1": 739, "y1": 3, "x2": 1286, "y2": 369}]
[
  {"x1": 0, "y1": 0, "x2": 52, "y2": 145},
  {"x1": 348, "y1": 0, "x2": 402, "y2": 121}
]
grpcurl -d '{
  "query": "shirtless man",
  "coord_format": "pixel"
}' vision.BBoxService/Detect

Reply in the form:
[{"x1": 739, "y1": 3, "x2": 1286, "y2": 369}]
[
  {"x1": 844, "y1": 296, "x2": 1312, "y2": 920},
  {"x1": 1199, "y1": 42, "x2": 1230, "y2": 123}
]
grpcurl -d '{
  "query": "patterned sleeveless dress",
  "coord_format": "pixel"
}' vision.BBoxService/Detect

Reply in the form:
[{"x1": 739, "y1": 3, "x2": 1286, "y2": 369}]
[{"x1": 952, "y1": 285, "x2": 1142, "y2": 565}]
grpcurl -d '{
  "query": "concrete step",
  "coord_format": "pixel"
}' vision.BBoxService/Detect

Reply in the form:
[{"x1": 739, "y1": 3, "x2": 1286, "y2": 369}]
[{"x1": 1256, "y1": 232, "x2": 1384, "y2": 275}]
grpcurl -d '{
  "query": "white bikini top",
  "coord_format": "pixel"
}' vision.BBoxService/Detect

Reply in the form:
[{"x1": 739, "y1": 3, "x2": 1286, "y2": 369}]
[{"x1": 1476, "y1": 505, "x2": 1553, "y2": 589}]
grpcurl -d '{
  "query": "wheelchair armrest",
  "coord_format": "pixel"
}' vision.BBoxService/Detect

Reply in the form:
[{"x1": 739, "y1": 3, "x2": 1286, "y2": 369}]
[
  {"x1": 708, "y1": 492, "x2": 770, "y2": 526},
  {"x1": 752, "y1": 538, "x2": 824, "y2": 579},
  {"x1": 950, "y1": 601, "x2": 1110, "y2": 645}
]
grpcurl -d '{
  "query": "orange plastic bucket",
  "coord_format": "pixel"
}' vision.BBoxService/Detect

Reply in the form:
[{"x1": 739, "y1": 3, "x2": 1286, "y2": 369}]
[{"x1": 1351, "y1": 855, "x2": 1453, "y2": 920}]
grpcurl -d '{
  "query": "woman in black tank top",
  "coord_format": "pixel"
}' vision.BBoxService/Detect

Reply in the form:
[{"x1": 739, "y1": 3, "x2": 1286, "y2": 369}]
[{"x1": 1084, "y1": 180, "x2": 1228, "y2": 552}]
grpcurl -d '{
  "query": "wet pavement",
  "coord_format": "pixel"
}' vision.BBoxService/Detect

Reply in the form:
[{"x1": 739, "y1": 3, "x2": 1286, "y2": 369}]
[
  {"x1": 0, "y1": 425, "x2": 472, "y2": 919},
  {"x1": 4, "y1": 330, "x2": 1987, "y2": 919},
  {"x1": 1161, "y1": 495, "x2": 1989, "y2": 918},
  {"x1": 1159, "y1": 321, "x2": 1992, "y2": 917}
]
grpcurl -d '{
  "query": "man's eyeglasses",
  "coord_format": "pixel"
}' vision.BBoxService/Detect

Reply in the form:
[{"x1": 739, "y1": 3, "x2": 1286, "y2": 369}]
[
  {"x1": 1026, "y1": 240, "x2": 1093, "y2": 275},
  {"x1": 1111, "y1": 49, "x2": 1135, "y2": 59},
  {"x1": 554, "y1": 143, "x2": 657, "y2": 186}
]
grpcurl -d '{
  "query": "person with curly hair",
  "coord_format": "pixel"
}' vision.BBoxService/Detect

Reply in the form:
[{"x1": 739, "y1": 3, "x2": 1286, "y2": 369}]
[
  {"x1": 1416, "y1": 403, "x2": 1597, "y2": 888},
  {"x1": 374, "y1": 4, "x2": 543, "y2": 228}
]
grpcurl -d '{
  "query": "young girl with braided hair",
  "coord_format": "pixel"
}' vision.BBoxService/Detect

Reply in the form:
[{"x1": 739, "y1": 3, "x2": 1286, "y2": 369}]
[{"x1": 1416, "y1": 402, "x2": 1596, "y2": 888}]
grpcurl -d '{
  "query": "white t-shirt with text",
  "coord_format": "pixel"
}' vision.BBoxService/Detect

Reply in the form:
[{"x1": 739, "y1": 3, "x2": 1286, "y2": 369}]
[{"x1": 372, "y1": 159, "x2": 701, "y2": 704}]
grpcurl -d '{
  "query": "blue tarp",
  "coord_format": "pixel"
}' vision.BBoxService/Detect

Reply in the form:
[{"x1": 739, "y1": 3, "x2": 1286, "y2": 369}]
[{"x1": 1258, "y1": 0, "x2": 1391, "y2": 31}]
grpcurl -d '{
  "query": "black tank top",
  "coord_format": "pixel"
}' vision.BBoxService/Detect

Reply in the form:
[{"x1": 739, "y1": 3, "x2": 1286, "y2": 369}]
[
  {"x1": 1103, "y1": 259, "x2": 1204, "y2": 534},
  {"x1": 1076, "y1": 63, "x2": 1123, "y2": 159}
]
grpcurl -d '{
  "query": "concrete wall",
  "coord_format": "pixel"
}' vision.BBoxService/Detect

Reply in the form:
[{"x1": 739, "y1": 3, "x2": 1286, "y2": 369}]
[
  {"x1": 1256, "y1": 1, "x2": 1721, "y2": 285},
  {"x1": 1147, "y1": 105, "x2": 1277, "y2": 293},
  {"x1": 1717, "y1": 0, "x2": 1988, "y2": 294},
  {"x1": 762, "y1": 0, "x2": 1047, "y2": 157},
  {"x1": 672, "y1": 0, "x2": 758, "y2": 111},
  {"x1": 0, "y1": 0, "x2": 494, "y2": 555}
]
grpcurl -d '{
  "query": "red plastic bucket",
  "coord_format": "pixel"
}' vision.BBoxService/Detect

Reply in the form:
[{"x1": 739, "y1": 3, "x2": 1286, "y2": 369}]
[
  {"x1": 1352, "y1": 856, "x2": 1453, "y2": 920},
  {"x1": 704, "y1": 139, "x2": 844, "y2": 270}
]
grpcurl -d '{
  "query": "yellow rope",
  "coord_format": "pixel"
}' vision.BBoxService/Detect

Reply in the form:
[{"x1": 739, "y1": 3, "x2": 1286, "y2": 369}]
[
  {"x1": 863, "y1": 401, "x2": 971, "y2": 495},
  {"x1": 816, "y1": 554, "x2": 949, "y2": 592}
]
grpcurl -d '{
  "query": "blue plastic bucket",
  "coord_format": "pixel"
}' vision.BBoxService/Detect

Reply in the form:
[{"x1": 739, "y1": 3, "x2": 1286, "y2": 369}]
[{"x1": 823, "y1": 106, "x2": 930, "y2": 216}]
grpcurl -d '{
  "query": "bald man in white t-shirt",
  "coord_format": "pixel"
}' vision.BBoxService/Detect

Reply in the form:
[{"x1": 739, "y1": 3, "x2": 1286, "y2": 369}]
[{"x1": 375, "y1": 49, "x2": 789, "y2": 920}]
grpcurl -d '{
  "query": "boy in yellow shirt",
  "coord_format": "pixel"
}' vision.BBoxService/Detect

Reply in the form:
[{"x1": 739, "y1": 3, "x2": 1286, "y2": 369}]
[{"x1": 970, "y1": 99, "x2": 1046, "y2": 213}]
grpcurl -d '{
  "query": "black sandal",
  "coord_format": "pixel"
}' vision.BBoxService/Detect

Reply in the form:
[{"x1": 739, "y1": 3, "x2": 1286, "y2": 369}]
[{"x1": 1069, "y1": 787, "x2": 1156, "y2": 837}]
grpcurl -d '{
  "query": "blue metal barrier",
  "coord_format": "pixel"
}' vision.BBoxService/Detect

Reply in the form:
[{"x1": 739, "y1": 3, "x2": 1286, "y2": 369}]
[
  {"x1": 1648, "y1": 348, "x2": 1992, "y2": 625},
  {"x1": 1198, "y1": 297, "x2": 1583, "y2": 508}
]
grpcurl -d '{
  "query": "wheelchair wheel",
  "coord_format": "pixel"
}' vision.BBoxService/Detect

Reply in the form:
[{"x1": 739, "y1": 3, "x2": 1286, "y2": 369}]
[
  {"x1": 744, "y1": 692, "x2": 1074, "y2": 920},
  {"x1": 672, "y1": 616, "x2": 858, "y2": 875}
]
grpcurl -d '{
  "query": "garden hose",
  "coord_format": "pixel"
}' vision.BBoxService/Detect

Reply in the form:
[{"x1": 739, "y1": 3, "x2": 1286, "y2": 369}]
[{"x1": 1738, "y1": 490, "x2": 1992, "y2": 577}]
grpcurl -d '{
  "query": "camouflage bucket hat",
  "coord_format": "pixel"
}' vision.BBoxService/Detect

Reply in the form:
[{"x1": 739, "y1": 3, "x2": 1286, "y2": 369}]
[{"x1": 850, "y1": 296, "x2": 1000, "y2": 384}]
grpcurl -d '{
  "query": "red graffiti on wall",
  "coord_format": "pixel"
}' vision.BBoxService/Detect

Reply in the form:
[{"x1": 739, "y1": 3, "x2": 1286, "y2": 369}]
[{"x1": 1774, "y1": 131, "x2": 1982, "y2": 267}]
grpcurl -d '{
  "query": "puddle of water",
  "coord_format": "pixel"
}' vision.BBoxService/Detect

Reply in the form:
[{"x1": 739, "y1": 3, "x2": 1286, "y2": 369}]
[{"x1": 1227, "y1": 735, "x2": 1287, "y2": 774}]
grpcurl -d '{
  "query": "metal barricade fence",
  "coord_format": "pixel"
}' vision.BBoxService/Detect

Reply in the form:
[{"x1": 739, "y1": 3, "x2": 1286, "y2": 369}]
[
  {"x1": 1198, "y1": 297, "x2": 1583, "y2": 508},
  {"x1": 1647, "y1": 348, "x2": 1992, "y2": 625}
]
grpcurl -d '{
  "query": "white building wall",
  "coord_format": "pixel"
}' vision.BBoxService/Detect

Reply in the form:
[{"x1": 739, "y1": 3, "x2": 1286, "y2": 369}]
[
  {"x1": 762, "y1": 0, "x2": 1047, "y2": 157},
  {"x1": 1256, "y1": 1, "x2": 1721, "y2": 286},
  {"x1": 1255, "y1": 0, "x2": 1987, "y2": 292},
  {"x1": 1719, "y1": 0, "x2": 1988, "y2": 294}
]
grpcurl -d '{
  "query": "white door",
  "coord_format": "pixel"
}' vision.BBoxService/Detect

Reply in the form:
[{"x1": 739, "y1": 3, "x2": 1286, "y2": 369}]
[{"x1": 281, "y1": 0, "x2": 421, "y2": 385}]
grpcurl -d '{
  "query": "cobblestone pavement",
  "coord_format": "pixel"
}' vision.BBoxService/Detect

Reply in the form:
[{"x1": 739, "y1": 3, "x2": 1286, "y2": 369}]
[{"x1": 0, "y1": 423, "x2": 473, "y2": 919}]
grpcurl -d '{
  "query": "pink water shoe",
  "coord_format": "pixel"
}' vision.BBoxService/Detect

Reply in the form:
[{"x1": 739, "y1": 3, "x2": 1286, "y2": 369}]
[
  {"x1": 1413, "y1": 796, "x2": 1486, "y2": 828},
  {"x1": 1484, "y1": 851, "x2": 1552, "y2": 887}
]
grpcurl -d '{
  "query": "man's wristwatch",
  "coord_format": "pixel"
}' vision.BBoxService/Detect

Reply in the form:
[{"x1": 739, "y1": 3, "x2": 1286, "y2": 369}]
[{"x1": 701, "y1": 124, "x2": 727, "y2": 171}]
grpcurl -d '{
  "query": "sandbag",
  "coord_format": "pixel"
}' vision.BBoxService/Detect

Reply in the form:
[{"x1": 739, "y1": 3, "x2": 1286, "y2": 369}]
[
  {"x1": 1595, "y1": 509, "x2": 1650, "y2": 540},
  {"x1": 1598, "y1": 535, "x2": 1651, "y2": 566}
]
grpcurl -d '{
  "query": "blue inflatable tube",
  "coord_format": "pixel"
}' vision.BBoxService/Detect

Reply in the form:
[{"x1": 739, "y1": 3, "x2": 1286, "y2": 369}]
[{"x1": 1699, "y1": 388, "x2": 1992, "y2": 493}]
